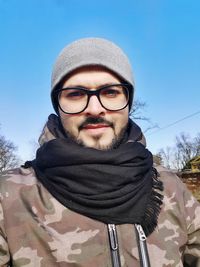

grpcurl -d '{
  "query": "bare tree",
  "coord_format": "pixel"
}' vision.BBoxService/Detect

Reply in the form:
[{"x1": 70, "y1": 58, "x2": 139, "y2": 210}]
[
  {"x1": 0, "y1": 133, "x2": 20, "y2": 173},
  {"x1": 130, "y1": 99, "x2": 158, "y2": 133},
  {"x1": 159, "y1": 147, "x2": 172, "y2": 169},
  {"x1": 130, "y1": 99, "x2": 149, "y2": 121},
  {"x1": 159, "y1": 132, "x2": 200, "y2": 171},
  {"x1": 153, "y1": 153, "x2": 163, "y2": 166},
  {"x1": 174, "y1": 133, "x2": 193, "y2": 169},
  {"x1": 194, "y1": 133, "x2": 200, "y2": 155},
  {"x1": 173, "y1": 149, "x2": 183, "y2": 171}
]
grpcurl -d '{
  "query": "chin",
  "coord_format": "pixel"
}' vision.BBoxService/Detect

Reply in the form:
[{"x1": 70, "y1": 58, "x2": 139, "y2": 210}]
[
  {"x1": 81, "y1": 139, "x2": 113, "y2": 150},
  {"x1": 79, "y1": 135, "x2": 122, "y2": 150},
  {"x1": 74, "y1": 127, "x2": 127, "y2": 150}
]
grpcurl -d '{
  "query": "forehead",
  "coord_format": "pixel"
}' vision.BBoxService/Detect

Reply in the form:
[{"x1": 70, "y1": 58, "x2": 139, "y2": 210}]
[{"x1": 62, "y1": 66, "x2": 122, "y2": 88}]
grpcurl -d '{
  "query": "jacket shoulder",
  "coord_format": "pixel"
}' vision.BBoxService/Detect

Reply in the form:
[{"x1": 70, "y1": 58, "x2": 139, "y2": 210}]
[
  {"x1": 0, "y1": 167, "x2": 38, "y2": 193},
  {"x1": 156, "y1": 165, "x2": 200, "y2": 227},
  {"x1": 156, "y1": 165, "x2": 187, "y2": 194}
]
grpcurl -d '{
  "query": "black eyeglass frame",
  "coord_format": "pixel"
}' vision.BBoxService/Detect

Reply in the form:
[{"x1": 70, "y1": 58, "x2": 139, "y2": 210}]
[{"x1": 55, "y1": 83, "x2": 131, "y2": 114}]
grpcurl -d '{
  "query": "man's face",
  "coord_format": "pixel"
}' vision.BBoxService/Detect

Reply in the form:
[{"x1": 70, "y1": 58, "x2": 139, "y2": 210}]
[{"x1": 59, "y1": 66, "x2": 129, "y2": 150}]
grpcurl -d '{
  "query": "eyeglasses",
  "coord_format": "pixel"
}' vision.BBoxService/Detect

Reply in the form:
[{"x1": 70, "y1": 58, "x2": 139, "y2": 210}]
[{"x1": 56, "y1": 83, "x2": 131, "y2": 114}]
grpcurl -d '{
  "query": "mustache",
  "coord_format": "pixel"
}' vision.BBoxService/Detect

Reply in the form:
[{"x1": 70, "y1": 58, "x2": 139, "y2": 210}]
[{"x1": 79, "y1": 117, "x2": 113, "y2": 130}]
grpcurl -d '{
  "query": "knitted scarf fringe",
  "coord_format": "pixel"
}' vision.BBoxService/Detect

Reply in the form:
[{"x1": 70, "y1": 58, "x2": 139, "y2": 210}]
[{"x1": 141, "y1": 167, "x2": 164, "y2": 236}]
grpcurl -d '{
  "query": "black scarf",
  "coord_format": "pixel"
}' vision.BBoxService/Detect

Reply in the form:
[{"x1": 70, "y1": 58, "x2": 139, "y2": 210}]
[{"x1": 25, "y1": 114, "x2": 163, "y2": 236}]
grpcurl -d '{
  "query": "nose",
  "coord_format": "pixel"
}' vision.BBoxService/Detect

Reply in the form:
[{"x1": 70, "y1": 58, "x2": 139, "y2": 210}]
[{"x1": 84, "y1": 95, "x2": 106, "y2": 116}]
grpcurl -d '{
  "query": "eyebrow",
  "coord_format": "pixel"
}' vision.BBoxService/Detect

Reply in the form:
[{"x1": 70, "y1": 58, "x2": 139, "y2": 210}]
[{"x1": 62, "y1": 83, "x2": 120, "y2": 90}]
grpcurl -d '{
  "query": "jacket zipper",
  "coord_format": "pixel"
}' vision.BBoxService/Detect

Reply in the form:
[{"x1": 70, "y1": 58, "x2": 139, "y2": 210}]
[
  {"x1": 107, "y1": 224, "x2": 121, "y2": 267},
  {"x1": 135, "y1": 224, "x2": 151, "y2": 267}
]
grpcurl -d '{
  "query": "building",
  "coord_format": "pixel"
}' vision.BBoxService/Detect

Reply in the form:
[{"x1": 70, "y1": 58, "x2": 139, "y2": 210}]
[
  {"x1": 191, "y1": 155, "x2": 200, "y2": 172},
  {"x1": 180, "y1": 156, "x2": 200, "y2": 201}
]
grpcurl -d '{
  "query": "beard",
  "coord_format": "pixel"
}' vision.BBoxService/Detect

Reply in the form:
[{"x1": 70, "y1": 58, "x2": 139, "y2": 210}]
[
  {"x1": 65, "y1": 117, "x2": 128, "y2": 150},
  {"x1": 77, "y1": 125, "x2": 127, "y2": 150}
]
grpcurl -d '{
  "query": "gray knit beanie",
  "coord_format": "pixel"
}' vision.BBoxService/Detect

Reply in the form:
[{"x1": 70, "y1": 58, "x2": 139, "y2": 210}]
[{"x1": 51, "y1": 37, "x2": 134, "y2": 112}]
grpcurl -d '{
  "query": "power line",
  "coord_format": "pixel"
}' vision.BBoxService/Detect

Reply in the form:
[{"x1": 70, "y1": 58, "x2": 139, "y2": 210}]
[{"x1": 147, "y1": 110, "x2": 200, "y2": 136}]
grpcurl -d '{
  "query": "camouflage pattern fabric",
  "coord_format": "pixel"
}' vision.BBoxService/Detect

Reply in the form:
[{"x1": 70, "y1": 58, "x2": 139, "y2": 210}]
[{"x1": 0, "y1": 165, "x2": 200, "y2": 266}]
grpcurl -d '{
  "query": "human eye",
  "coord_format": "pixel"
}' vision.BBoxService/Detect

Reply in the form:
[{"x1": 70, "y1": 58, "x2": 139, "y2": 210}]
[
  {"x1": 62, "y1": 89, "x2": 85, "y2": 99},
  {"x1": 101, "y1": 87, "x2": 121, "y2": 98}
]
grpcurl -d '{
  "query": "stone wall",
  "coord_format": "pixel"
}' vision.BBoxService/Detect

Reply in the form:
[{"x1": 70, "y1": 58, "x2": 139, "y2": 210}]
[{"x1": 180, "y1": 172, "x2": 200, "y2": 201}]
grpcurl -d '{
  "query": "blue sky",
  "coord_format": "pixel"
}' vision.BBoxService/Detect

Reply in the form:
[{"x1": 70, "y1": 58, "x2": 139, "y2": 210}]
[{"x1": 0, "y1": 0, "x2": 200, "y2": 162}]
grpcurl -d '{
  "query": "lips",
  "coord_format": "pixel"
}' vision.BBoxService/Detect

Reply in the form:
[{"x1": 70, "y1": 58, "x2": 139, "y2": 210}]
[
  {"x1": 79, "y1": 117, "x2": 113, "y2": 132},
  {"x1": 83, "y1": 124, "x2": 110, "y2": 130},
  {"x1": 81, "y1": 123, "x2": 111, "y2": 136}
]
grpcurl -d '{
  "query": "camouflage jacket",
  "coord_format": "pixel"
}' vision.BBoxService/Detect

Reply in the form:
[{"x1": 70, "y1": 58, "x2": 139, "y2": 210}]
[{"x1": 0, "y1": 165, "x2": 200, "y2": 267}]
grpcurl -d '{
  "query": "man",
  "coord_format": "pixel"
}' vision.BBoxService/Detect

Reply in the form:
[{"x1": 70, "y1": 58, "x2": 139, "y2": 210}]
[{"x1": 0, "y1": 38, "x2": 199, "y2": 267}]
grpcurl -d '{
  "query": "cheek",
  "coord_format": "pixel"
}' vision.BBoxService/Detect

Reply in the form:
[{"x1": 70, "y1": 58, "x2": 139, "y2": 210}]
[
  {"x1": 113, "y1": 109, "x2": 129, "y2": 131},
  {"x1": 59, "y1": 113, "x2": 80, "y2": 135}
]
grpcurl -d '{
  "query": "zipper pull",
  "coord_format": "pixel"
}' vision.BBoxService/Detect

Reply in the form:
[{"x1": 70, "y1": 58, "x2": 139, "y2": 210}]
[
  {"x1": 108, "y1": 224, "x2": 118, "y2": 250},
  {"x1": 135, "y1": 224, "x2": 146, "y2": 241},
  {"x1": 135, "y1": 224, "x2": 151, "y2": 267}
]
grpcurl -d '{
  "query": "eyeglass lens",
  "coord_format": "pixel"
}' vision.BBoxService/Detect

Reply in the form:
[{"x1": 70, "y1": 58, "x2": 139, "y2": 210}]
[{"x1": 58, "y1": 85, "x2": 129, "y2": 114}]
